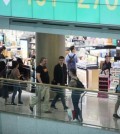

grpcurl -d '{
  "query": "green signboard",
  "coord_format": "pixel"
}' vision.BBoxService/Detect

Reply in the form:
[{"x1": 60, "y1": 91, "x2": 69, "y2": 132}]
[{"x1": 0, "y1": 0, "x2": 120, "y2": 25}]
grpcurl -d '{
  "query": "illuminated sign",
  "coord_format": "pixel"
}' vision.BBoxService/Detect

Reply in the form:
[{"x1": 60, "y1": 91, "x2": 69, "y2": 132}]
[{"x1": 0, "y1": 0, "x2": 120, "y2": 25}]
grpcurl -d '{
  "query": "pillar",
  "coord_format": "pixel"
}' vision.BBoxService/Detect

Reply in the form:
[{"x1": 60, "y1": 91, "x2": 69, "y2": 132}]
[{"x1": 36, "y1": 33, "x2": 65, "y2": 82}]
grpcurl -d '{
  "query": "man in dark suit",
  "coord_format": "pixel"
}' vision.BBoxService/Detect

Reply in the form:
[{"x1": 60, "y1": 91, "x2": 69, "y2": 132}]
[{"x1": 51, "y1": 56, "x2": 68, "y2": 111}]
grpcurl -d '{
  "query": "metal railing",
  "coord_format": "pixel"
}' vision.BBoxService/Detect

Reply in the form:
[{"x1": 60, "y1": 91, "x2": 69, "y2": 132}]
[{"x1": 0, "y1": 78, "x2": 120, "y2": 132}]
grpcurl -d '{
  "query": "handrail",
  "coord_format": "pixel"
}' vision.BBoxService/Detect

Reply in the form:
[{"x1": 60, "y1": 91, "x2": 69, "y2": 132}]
[
  {"x1": 0, "y1": 78, "x2": 119, "y2": 96},
  {"x1": 0, "y1": 78, "x2": 120, "y2": 131}
]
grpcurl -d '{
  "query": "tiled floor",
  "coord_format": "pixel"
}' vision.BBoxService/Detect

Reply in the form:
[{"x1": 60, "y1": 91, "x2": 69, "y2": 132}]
[{"x1": 0, "y1": 91, "x2": 120, "y2": 131}]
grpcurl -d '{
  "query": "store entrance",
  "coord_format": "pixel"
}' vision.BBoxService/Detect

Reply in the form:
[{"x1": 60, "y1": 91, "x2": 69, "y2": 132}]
[
  {"x1": 0, "y1": 30, "x2": 36, "y2": 92},
  {"x1": 65, "y1": 36, "x2": 119, "y2": 98},
  {"x1": 0, "y1": 29, "x2": 119, "y2": 95}
]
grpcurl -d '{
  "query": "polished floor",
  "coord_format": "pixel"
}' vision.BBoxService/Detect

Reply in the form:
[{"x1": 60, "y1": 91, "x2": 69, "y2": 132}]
[{"x1": 0, "y1": 91, "x2": 120, "y2": 131}]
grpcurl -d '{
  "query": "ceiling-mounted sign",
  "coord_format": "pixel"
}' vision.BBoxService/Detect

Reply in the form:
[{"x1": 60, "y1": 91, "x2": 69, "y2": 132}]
[
  {"x1": 3, "y1": 0, "x2": 10, "y2": 5},
  {"x1": 0, "y1": 0, "x2": 120, "y2": 25}
]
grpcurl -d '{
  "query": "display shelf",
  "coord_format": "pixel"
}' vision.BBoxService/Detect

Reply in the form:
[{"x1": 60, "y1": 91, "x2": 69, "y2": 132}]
[
  {"x1": 99, "y1": 80, "x2": 108, "y2": 83},
  {"x1": 110, "y1": 68, "x2": 120, "y2": 89},
  {"x1": 99, "y1": 89, "x2": 108, "y2": 91},
  {"x1": 28, "y1": 36, "x2": 36, "y2": 58},
  {"x1": 99, "y1": 85, "x2": 108, "y2": 87},
  {"x1": 98, "y1": 75, "x2": 109, "y2": 98}
]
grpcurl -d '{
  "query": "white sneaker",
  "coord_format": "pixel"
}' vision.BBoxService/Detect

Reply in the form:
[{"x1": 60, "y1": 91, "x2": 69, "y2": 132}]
[{"x1": 72, "y1": 119, "x2": 78, "y2": 122}]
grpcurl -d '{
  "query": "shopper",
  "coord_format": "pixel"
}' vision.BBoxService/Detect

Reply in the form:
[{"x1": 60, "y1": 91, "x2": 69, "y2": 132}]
[
  {"x1": 30, "y1": 57, "x2": 51, "y2": 113},
  {"x1": 51, "y1": 56, "x2": 68, "y2": 111},
  {"x1": 113, "y1": 78, "x2": 120, "y2": 119},
  {"x1": 17, "y1": 57, "x2": 30, "y2": 80},
  {"x1": 101, "y1": 55, "x2": 111, "y2": 75},
  {"x1": 10, "y1": 61, "x2": 23, "y2": 105},
  {"x1": 65, "y1": 45, "x2": 78, "y2": 82},
  {"x1": 69, "y1": 69, "x2": 84, "y2": 122}
]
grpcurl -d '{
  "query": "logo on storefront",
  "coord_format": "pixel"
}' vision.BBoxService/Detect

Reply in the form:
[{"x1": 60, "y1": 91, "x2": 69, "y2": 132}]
[{"x1": 3, "y1": 0, "x2": 10, "y2": 6}]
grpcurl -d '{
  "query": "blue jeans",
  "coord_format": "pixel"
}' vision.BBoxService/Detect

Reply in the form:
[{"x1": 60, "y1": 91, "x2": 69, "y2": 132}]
[
  {"x1": 72, "y1": 93, "x2": 82, "y2": 120},
  {"x1": 11, "y1": 84, "x2": 22, "y2": 103}
]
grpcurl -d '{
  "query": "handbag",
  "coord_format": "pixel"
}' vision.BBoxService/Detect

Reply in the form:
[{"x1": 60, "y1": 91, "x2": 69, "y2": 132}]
[{"x1": 117, "y1": 105, "x2": 120, "y2": 117}]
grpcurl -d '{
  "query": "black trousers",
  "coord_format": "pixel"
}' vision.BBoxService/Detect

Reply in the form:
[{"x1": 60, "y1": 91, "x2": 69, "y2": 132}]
[{"x1": 51, "y1": 89, "x2": 67, "y2": 109}]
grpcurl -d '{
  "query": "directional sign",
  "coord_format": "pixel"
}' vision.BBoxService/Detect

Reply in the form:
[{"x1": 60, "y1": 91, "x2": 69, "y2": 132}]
[{"x1": 0, "y1": 0, "x2": 120, "y2": 25}]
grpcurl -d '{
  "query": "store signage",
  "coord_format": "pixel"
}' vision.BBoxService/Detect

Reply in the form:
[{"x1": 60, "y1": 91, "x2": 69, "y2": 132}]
[
  {"x1": 3, "y1": 0, "x2": 10, "y2": 5},
  {"x1": 0, "y1": 0, "x2": 120, "y2": 25}
]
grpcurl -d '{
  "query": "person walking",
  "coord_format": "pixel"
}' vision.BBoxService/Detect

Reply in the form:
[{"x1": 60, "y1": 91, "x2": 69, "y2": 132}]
[
  {"x1": 30, "y1": 57, "x2": 51, "y2": 113},
  {"x1": 10, "y1": 61, "x2": 23, "y2": 105},
  {"x1": 69, "y1": 69, "x2": 84, "y2": 122},
  {"x1": 51, "y1": 56, "x2": 68, "y2": 111}
]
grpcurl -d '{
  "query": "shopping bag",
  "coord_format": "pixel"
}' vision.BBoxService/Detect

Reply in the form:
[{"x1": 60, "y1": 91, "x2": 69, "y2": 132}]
[
  {"x1": 67, "y1": 95, "x2": 74, "y2": 110},
  {"x1": 117, "y1": 105, "x2": 120, "y2": 117},
  {"x1": 67, "y1": 109, "x2": 73, "y2": 121}
]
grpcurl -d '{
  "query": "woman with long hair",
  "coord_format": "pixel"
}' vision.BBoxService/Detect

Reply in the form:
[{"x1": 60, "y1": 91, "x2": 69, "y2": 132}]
[{"x1": 69, "y1": 69, "x2": 84, "y2": 122}]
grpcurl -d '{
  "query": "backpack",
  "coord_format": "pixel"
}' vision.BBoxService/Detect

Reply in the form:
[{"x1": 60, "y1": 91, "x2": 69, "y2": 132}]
[
  {"x1": 68, "y1": 54, "x2": 75, "y2": 63},
  {"x1": 73, "y1": 78, "x2": 85, "y2": 94}
]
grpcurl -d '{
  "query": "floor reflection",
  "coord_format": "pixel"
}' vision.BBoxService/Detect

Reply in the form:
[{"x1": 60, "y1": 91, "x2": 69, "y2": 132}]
[{"x1": 0, "y1": 91, "x2": 119, "y2": 130}]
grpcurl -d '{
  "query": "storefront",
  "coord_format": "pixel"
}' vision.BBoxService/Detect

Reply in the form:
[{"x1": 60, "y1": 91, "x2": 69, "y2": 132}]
[
  {"x1": 1, "y1": 29, "x2": 119, "y2": 93},
  {"x1": 65, "y1": 36, "x2": 119, "y2": 92},
  {"x1": 0, "y1": 1, "x2": 120, "y2": 94},
  {"x1": 0, "y1": 30, "x2": 35, "y2": 63}
]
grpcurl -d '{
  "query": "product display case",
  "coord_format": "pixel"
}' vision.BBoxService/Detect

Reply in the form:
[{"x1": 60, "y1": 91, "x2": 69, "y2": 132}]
[
  {"x1": 28, "y1": 37, "x2": 35, "y2": 58},
  {"x1": 98, "y1": 75, "x2": 109, "y2": 98},
  {"x1": 110, "y1": 68, "x2": 120, "y2": 89}
]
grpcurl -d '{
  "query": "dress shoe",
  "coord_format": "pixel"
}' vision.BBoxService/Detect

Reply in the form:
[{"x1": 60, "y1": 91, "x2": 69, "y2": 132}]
[
  {"x1": 11, "y1": 102, "x2": 17, "y2": 105},
  {"x1": 51, "y1": 105, "x2": 58, "y2": 109}
]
